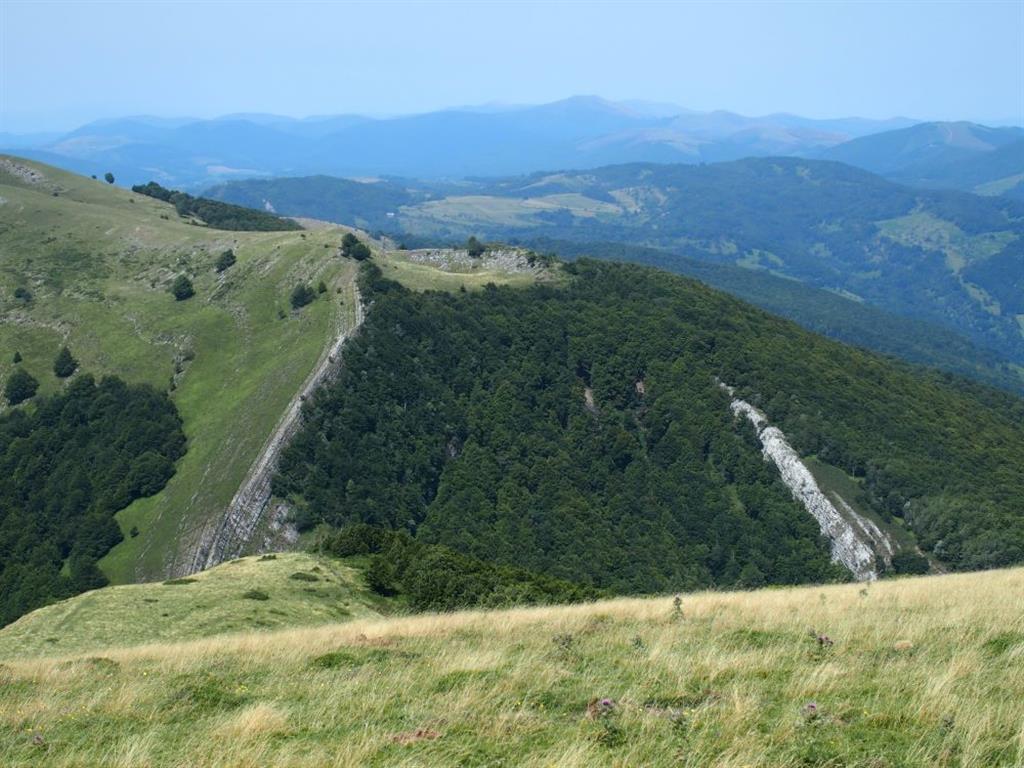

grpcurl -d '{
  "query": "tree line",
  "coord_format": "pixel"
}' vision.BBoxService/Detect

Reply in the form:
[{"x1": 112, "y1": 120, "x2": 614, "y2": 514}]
[{"x1": 0, "y1": 375, "x2": 185, "y2": 625}]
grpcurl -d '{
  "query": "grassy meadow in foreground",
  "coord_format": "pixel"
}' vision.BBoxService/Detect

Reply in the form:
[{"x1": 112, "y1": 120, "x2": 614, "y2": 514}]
[
  {"x1": 0, "y1": 554, "x2": 382, "y2": 660},
  {"x1": 2, "y1": 568, "x2": 1022, "y2": 767}
]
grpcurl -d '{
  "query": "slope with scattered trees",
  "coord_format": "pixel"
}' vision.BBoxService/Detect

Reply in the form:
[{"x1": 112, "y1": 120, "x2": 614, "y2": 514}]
[{"x1": 132, "y1": 181, "x2": 302, "y2": 231}]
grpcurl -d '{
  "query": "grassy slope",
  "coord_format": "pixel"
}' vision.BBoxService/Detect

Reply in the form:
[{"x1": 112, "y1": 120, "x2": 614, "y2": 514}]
[
  {"x1": 375, "y1": 248, "x2": 563, "y2": 292},
  {"x1": 0, "y1": 157, "x2": 357, "y2": 582},
  {"x1": 0, "y1": 553, "x2": 382, "y2": 659},
  {"x1": 0, "y1": 161, "x2": 558, "y2": 583},
  {"x1": 805, "y1": 457, "x2": 919, "y2": 554},
  {"x1": 1, "y1": 568, "x2": 1021, "y2": 766}
]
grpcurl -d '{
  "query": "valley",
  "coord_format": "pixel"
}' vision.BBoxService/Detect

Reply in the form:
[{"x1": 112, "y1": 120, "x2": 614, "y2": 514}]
[
  {"x1": 4, "y1": 4, "x2": 1021, "y2": 765},
  {"x1": 208, "y1": 158, "x2": 1024, "y2": 393}
]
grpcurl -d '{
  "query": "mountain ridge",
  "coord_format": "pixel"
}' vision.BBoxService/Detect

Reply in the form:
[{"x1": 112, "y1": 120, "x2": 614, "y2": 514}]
[{"x1": 4, "y1": 97, "x2": 917, "y2": 188}]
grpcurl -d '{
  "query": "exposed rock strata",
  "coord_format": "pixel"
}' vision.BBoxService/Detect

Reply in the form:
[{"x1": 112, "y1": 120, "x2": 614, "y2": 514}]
[
  {"x1": 183, "y1": 288, "x2": 365, "y2": 574},
  {"x1": 724, "y1": 386, "x2": 894, "y2": 581}
]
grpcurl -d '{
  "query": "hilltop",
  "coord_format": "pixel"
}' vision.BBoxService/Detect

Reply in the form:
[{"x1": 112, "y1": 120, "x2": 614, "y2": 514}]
[
  {"x1": 819, "y1": 121, "x2": 1024, "y2": 194},
  {"x1": 0, "y1": 156, "x2": 359, "y2": 588},
  {"x1": 0, "y1": 552, "x2": 382, "y2": 660},
  {"x1": 1, "y1": 566, "x2": 1021, "y2": 766}
]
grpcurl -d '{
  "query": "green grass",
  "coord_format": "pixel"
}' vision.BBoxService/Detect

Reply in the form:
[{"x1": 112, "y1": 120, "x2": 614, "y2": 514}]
[
  {"x1": 1, "y1": 567, "x2": 1021, "y2": 766},
  {"x1": 0, "y1": 156, "x2": 358, "y2": 581},
  {"x1": 973, "y1": 173, "x2": 1024, "y2": 197},
  {"x1": 804, "y1": 457, "x2": 919, "y2": 553},
  {"x1": 876, "y1": 211, "x2": 1016, "y2": 273},
  {"x1": 375, "y1": 248, "x2": 564, "y2": 292},
  {"x1": 0, "y1": 553, "x2": 381, "y2": 659},
  {"x1": 1, "y1": 159, "x2": 558, "y2": 583}
]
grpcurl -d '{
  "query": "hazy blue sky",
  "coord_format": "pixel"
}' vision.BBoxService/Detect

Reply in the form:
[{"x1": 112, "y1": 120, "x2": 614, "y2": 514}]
[{"x1": 2, "y1": 1, "x2": 1021, "y2": 132}]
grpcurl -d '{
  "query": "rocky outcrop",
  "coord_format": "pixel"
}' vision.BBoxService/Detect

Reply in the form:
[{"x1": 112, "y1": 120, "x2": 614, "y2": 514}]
[
  {"x1": 405, "y1": 248, "x2": 543, "y2": 274},
  {"x1": 724, "y1": 386, "x2": 893, "y2": 581},
  {"x1": 183, "y1": 288, "x2": 365, "y2": 574}
]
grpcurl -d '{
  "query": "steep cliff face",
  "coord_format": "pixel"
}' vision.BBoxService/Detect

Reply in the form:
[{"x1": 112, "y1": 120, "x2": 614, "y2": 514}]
[{"x1": 724, "y1": 386, "x2": 896, "y2": 581}]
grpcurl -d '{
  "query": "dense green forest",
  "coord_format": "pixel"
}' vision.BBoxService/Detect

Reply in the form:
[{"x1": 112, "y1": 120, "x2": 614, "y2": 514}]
[
  {"x1": 528, "y1": 238, "x2": 1024, "y2": 394},
  {"x1": 321, "y1": 524, "x2": 603, "y2": 611},
  {"x1": 276, "y1": 262, "x2": 1019, "y2": 593},
  {"x1": 132, "y1": 181, "x2": 302, "y2": 231},
  {"x1": 276, "y1": 262, "x2": 1024, "y2": 593},
  {"x1": 0, "y1": 376, "x2": 185, "y2": 625}
]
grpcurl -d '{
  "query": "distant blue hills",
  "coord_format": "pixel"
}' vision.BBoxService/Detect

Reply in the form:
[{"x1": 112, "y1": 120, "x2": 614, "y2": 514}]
[
  {"x1": 0, "y1": 96, "x2": 924, "y2": 188},
  {"x1": 6, "y1": 95, "x2": 1020, "y2": 199}
]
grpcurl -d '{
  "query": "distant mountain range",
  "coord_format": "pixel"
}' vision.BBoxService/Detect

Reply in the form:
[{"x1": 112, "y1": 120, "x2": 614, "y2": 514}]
[
  {"x1": 820, "y1": 121, "x2": 1024, "y2": 197},
  {"x1": 2, "y1": 96, "x2": 919, "y2": 188}
]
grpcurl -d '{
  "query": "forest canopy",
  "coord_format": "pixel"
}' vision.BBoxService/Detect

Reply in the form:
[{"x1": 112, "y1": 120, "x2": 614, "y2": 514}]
[
  {"x1": 275, "y1": 261, "x2": 1024, "y2": 595},
  {"x1": 132, "y1": 182, "x2": 301, "y2": 231},
  {"x1": 0, "y1": 376, "x2": 186, "y2": 625}
]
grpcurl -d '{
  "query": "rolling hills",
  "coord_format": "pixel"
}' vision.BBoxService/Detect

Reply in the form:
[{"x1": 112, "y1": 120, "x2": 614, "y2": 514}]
[
  {"x1": 819, "y1": 121, "x2": 1024, "y2": 195},
  {"x1": 1, "y1": 566, "x2": 1021, "y2": 766},
  {"x1": 4, "y1": 97, "x2": 913, "y2": 188},
  {"x1": 0, "y1": 157, "x2": 566, "y2": 626},
  {"x1": 0, "y1": 156, "x2": 359, "y2": 586},
  {"x1": 209, "y1": 158, "x2": 1024, "y2": 385},
  {"x1": 0, "y1": 552, "x2": 382, "y2": 659}
]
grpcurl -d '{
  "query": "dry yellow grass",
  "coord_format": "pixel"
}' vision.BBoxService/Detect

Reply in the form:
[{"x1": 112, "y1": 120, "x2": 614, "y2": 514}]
[{"x1": 2, "y1": 567, "x2": 1023, "y2": 766}]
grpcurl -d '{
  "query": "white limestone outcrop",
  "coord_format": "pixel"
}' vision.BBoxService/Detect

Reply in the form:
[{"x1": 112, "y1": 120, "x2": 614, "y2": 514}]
[{"x1": 724, "y1": 387, "x2": 891, "y2": 581}]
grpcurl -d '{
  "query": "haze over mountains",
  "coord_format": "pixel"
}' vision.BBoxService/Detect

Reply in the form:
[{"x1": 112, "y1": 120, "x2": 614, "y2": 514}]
[{"x1": 4, "y1": 96, "x2": 926, "y2": 188}]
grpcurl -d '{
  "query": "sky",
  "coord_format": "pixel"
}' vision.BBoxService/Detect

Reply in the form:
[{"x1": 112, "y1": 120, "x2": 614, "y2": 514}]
[{"x1": 1, "y1": 0, "x2": 1021, "y2": 133}]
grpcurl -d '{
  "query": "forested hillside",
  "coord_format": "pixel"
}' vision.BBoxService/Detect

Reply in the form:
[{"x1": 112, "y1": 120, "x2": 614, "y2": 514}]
[
  {"x1": 533, "y1": 238, "x2": 1024, "y2": 394},
  {"x1": 0, "y1": 156, "x2": 358, "y2": 583},
  {"x1": 276, "y1": 261, "x2": 1024, "y2": 594},
  {"x1": 396, "y1": 159, "x2": 1024, "y2": 366},
  {"x1": 0, "y1": 376, "x2": 184, "y2": 625},
  {"x1": 131, "y1": 181, "x2": 302, "y2": 231},
  {"x1": 205, "y1": 175, "x2": 426, "y2": 231},
  {"x1": 212, "y1": 158, "x2": 1024, "y2": 372}
]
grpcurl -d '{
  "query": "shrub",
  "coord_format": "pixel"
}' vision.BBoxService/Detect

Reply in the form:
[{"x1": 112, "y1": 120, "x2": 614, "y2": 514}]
[
  {"x1": 12, "y1": 351, "x2": 21, "y2": 364},
  {"x1": 466, "y1": 236, "x2": 485, "y2": 258},
  {"x1": 317, "y1": 280, "x2": 328, "y2": 294},
  {"x1": 289, "y1": 571, "x2": 319, "y2": 582},
  {"x1": 53, "y1": 346, "x2": 78, "y2": 378},
  {"x1": 290, "y1": 283, "x2": 316, "y2": 309},
  {"x1": 891, "y1": 550, "x2": 930, "y2": 575},
  {"x1": 13, "y1": 286, "x2": 32, "y2": 303},
  {"x1": 4, "y1": 368, "x2": 39, "y2": 405},
  {"x1": 215, "y1": 249, "x2": 236, "y2": 272},
  {"x1": 104, "y1": 172, "x2": 115, "y2": 184},
  {"x1": 341, "y1": 233, "x2": 372, "y2": 261},
  {"x1": 242, "y1": 589, "x2": 270, "y2": 601},
  {"x1": 171, "y1": 275, "x2": 195, "y2": 301}
]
